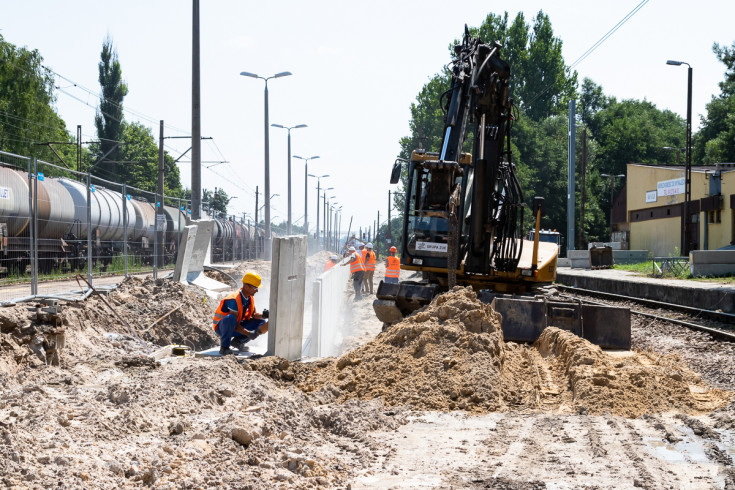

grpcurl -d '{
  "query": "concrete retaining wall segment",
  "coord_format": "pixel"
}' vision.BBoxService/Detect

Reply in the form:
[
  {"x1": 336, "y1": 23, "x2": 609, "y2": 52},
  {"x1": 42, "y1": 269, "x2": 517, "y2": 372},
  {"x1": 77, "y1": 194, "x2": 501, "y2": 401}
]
[
  {"x1": 309, "y1": 260, "x2": 351, "y2": 357},
  {"x1": 267, "y1": 236, "x2": 307, "y2": 360}
]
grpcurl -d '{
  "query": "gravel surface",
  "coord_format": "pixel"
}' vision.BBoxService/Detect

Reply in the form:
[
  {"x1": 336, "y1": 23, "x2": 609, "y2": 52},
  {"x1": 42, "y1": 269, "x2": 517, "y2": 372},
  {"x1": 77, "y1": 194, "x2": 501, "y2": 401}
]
[{"x1": 0, "y1": 259, "x2": 733, "y2": 488}]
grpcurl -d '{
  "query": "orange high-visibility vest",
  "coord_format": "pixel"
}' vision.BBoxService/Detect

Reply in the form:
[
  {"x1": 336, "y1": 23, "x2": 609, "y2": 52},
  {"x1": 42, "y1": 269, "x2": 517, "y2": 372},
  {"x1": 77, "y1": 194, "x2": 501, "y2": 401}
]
[
  {"x1": 364, "y1": 251, "x2": 376, "y2": 271},
  {"x1": 385, "y1": 256, "x2": 400, "y2": 278},
  {"x1": 324, "y1": 261, "x2": 335, "y2": 272},
  {"x1": 350, "y1": 252, "x2": 365, "y2": 273},
  {"x1": 212, "y1": 290, "x2": 255, "y2": 330},
  {"x1": 361, "y1": 249, "x2": 367, "y2": 262}
]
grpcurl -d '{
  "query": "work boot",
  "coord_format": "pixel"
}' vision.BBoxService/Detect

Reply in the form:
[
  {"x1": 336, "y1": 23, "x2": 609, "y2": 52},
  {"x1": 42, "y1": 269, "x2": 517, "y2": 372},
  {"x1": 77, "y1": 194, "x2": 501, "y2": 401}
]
[
  {"x1": 219, "y1": 346, "x2": 235, "y2": 356},
  {"x1": 230, "y1": 339, "x2": 249, "y2": 352}
]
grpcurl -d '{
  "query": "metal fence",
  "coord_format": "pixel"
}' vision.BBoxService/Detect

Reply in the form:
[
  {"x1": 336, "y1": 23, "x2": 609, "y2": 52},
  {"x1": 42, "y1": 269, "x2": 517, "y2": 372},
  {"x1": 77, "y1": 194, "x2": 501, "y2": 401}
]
[{"x1": 0, "y1": 150, "x2": 196, "y2": 303}]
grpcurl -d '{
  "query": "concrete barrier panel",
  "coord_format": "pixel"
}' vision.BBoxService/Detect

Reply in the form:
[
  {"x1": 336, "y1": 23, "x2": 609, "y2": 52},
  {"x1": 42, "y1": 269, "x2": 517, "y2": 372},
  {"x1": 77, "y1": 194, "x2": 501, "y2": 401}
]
[
  {"x1": 309, "y1": 260, "x2": 350, "y2": 357},
  {"x1": 173, "y1": 225, "x2": 197, "y2": 283},
  {"x1": 267, "y1": 236, "x2": 307, "y2": 360},
  {"x1": 568, "y1": 250, "x2": 590, "y2": 269}
]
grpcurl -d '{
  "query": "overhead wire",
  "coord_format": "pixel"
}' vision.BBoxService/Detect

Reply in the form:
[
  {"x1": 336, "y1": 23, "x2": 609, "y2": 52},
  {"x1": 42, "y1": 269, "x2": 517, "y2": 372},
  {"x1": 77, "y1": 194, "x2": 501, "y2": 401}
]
[{"x1": 525, "y1": 0, "x2": 650, "y2": 108}]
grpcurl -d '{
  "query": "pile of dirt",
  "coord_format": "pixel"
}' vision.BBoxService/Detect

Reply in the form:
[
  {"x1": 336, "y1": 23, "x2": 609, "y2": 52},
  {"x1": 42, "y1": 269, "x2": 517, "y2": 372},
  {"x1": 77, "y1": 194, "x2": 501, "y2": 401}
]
[
  {"x1": 536, "y1": 327, "x2": 733, "y2": 417},
  {"x1": 251, "y1": 286, "x2": 732, "y2": 418},
  {"x1": 65, "y1": 276, "x2": 218, "y2": 351},
  {"x1": 252, "y1": 287, "x2": 536, "y2": 412}
]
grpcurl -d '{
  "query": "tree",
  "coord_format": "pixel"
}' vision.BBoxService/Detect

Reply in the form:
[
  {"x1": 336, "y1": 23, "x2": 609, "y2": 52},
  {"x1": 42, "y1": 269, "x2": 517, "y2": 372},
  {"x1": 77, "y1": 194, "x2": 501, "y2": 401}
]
[
  {"x1": 94, "y1": 36, "x2": 128, "y2": 182},
  {"x1": 203, "y1": 188, "x2": 230, "y2": 219},
  {"x1": 694, "y1": 40, "x2": 735, "y2": 164},
  {"x1": 0, "y1": 34, "x2": 79, "y2": 171}
]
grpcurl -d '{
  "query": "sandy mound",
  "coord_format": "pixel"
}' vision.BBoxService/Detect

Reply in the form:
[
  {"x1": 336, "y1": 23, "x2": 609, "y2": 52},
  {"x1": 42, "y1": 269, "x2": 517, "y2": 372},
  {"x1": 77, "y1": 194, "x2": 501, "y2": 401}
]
[
  {"x1": 251, "y1": 286, "x2": 732, "y2": 418},
  {"x1": 252, "y1": 287, "x2": 535, "y2": 412},
  {"x1": 536, "y1": 327, "x2": 733, "y2": 417}
]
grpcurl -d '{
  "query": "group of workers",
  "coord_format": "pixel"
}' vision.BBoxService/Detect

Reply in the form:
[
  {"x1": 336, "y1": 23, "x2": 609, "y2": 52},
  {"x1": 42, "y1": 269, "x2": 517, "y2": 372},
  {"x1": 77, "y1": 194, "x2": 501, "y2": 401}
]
[{"x1": 338, "y1": 242, "x2": 400, "y2": 300}]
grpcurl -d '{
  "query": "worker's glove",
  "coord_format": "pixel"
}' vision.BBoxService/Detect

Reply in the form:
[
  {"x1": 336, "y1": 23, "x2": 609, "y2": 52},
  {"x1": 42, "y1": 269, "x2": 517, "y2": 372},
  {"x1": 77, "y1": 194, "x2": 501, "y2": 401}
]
[
  {"x1": 247, "y1": 330, "x2": 260, "y2": 341},
  {"x1": 261, "y1": 309, "x2": 269, "y2": 319}
]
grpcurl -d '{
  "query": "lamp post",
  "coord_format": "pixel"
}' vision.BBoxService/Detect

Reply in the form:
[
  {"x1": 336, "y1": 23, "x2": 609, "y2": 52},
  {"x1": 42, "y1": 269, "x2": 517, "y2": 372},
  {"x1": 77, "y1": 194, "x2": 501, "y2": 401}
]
[
  {"x1": 666, "y1": 59, "x2": 693, "y2": 254},
  {"x1": 294, "y1": 155, "x2": 319, "y2": 238},
  {"x1": 271, "y1": 124, "x2": 307, "y2": 235},
  {"x1": 240, "y1": 70, "x2": 292, "y2": 258},
  {"x1": 600, "y1": 174, "x2": 625, "y2": 240}
]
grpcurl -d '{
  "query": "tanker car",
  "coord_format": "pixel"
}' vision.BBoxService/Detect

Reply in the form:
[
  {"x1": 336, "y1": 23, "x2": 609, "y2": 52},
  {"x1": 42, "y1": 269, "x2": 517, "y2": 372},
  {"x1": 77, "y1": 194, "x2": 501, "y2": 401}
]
[{"x1": 0, "y1": 166, "x2": 257, "y2": 275}]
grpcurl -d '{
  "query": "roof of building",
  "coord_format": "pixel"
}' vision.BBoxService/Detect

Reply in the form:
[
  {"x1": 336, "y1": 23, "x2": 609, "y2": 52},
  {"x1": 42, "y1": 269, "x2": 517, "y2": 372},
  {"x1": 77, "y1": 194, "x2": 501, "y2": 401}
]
[{"x1": 629, "y1": 163, "x2": 735, "y2": 173}]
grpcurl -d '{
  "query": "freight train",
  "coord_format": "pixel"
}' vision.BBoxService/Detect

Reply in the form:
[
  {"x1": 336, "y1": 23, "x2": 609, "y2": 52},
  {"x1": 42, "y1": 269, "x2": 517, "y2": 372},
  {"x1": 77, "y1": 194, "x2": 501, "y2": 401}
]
[{"x1": 0, "y1": 166, "x2": 261, "y2": 275}]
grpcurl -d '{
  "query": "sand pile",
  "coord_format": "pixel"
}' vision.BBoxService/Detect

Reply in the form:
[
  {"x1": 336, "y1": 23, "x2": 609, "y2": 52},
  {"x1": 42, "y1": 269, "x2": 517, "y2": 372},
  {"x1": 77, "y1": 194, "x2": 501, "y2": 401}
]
[
  {"x1": 536, "y1": 327, "x2": 733, "y2": 417},
  {"x1": 253, "y1": 287, "x2": 537, "y2": 412},
  {"x1": 251, "y1": 286, "x2": 732, "y2": 418}
]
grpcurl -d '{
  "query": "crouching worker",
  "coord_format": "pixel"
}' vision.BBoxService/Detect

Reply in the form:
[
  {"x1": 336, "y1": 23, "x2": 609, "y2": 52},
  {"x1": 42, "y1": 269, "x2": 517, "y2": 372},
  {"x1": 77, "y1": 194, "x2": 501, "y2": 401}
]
[{"x1": 212, "y1": 271, "x2": 269, "y2": 355}]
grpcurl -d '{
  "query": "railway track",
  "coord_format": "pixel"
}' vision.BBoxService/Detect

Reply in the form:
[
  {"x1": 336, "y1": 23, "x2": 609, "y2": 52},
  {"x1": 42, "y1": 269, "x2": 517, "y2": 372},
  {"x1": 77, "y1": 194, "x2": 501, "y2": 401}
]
[{"x1": 555, "y1": 284, "x2": 735, "y2": 342}]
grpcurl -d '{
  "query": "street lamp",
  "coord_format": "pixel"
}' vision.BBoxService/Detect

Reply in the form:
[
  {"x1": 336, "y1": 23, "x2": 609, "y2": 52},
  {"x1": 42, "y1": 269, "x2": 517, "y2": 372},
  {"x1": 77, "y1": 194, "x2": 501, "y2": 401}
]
[
  {"x1": 600, "y1": 174, "x2": 626, "y2": 240},
  {"x1": 272, "y1": 124, "x2": 307, "y2": 235},
  {"x1": 666, "y1": 59, "x2": 693, "y2": 254},
  {"x1": 240, "y1": 70, "x2": 292, "y2": 258},
  {"x1": 308, "y1": 174, "x2": 329, "y2": 248},
  {"x1": 294, "y1": 155, "x2": 319, "y2": 237}
]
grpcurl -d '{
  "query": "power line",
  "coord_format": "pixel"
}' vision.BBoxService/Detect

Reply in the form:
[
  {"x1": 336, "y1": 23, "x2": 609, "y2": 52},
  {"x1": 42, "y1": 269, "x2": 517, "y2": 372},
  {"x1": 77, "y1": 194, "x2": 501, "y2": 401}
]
[{"x1": 526, "y1": 0, "x2": 650, "y2": 107}]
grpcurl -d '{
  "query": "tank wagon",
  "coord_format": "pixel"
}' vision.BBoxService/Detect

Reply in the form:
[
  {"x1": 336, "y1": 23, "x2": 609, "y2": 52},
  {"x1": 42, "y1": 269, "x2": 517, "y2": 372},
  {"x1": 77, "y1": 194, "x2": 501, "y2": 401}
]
[{"x1": 0, "y1": 167, "x2": 258, "y2": 274}]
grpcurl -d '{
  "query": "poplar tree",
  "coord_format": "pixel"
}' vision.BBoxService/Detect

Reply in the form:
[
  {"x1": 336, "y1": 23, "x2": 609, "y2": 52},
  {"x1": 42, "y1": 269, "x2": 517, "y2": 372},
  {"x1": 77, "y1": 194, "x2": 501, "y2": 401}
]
[{"x1": 94, "y1": 36, "x2": 128, "y2": 181}]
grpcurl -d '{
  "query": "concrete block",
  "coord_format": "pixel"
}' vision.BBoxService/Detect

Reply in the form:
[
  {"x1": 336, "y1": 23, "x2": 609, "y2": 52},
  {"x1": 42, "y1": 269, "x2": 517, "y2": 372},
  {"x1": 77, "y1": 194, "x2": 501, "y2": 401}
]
[
  {"x1": 690, "y1": 263, "x2": 735, "y2": 277},
  {"x1": 267, "y1": 236, "x2": 307, "y2": 360},
  {"x1": 690, "y1": 250, "x2": 735, "y2": 265},
  {"x1": 568, "y1": 249, "x2": 590, "y2": 269},
  {"x1": 186, "y1": 219, "x2": 214, "y2": 273},
  {"x1": 557, "y1": 257, "x2": 571, "y2": 268},
  {"x1": 173, "y1": 225, "x2": 197, "y2": 283}
]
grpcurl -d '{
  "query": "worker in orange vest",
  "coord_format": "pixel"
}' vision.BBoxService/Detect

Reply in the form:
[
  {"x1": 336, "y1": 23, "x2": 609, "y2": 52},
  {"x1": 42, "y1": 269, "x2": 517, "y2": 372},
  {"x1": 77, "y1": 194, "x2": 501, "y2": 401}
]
[
  {"x1": 363, "y1": 242, "x2": 377, "y2": 294},
  {"x1": 342, "y1": 245, "x2": 366, "y2": 300},
  {"x1": 324, "y1": 254, "x2": 340, "y2": 272},
  {"x1": 212, "y1": 272, "x2": 269, "y2": 355},
  {"x1": 359, "y1": 242, "x2": 366, "y2": 262},
  {"x1": 385, "y1": 246, "x2": 400, "y2": 284}
]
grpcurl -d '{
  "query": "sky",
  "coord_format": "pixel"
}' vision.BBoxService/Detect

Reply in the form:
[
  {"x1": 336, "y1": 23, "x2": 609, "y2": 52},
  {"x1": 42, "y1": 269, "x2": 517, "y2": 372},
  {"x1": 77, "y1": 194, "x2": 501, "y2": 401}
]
[{"x1": 2, "y1": 0, "x2": 734, "y2": 237}]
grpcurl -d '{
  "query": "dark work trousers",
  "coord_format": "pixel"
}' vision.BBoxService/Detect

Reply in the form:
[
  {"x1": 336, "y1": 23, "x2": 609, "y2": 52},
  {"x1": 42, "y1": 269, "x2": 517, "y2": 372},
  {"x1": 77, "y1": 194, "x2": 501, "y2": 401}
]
[
  {"x1": 215, "y1": 315, "x2": 267, "y2": 348},
  {"x1": 352, "y1": 271, "x2": 365, "y2": 298}
]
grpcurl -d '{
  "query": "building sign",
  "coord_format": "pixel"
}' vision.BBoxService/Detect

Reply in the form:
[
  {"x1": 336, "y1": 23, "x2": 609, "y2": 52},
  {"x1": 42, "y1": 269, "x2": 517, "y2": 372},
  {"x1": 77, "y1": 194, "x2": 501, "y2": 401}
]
[
  {"x1": 416, "y1": 241, "x2": 448, "y2": 253},
  {"x1": 645, "y1": 190, "x2": 657, "y2": 203},
  {"x1": 657, "y1": 177, "x2": 685, "y2": 197}
]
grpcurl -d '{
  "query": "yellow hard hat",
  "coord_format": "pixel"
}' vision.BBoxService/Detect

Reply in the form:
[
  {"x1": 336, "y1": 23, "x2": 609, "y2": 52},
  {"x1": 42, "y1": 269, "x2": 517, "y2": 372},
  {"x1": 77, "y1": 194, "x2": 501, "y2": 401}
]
[{"x1": 242, "y1": 272, "x2": 262, "y2": 287}]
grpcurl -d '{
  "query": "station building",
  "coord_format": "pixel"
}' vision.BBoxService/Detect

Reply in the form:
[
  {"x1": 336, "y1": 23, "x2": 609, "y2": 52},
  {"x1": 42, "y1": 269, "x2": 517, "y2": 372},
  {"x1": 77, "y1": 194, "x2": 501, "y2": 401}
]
[{"x1": 617, "y1": 163, "x2": 735, "y2": 257}]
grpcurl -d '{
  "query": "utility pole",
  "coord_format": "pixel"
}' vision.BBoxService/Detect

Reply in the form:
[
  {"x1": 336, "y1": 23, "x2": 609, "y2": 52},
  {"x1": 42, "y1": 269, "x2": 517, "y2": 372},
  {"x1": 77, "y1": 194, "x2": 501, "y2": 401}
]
[
  {"x1": 323, "y1": 192, "x2": 327, "y2": 249},
  {"x1": 388, "y1": 190, "x2": 392, "y2": 248},
  {"x1": 157, "y1": 120, "x2": 165, "y2": 273},
  {"x1": 191, "y1": 0, "x2": 202, "y2": 220},
  {"x1": 315, "y1": 181, "x2": 320, "y2": 250},
  {"x1": 567, "y1": 100, "x2": 576, "y2": 253},
  {"x1": 376, "y1": 211, "x2": 380, "y2": 258},
  {"x1": 578, "y1": 128, "x2": 587, "y2": 249},
  {"x1": 76, "y1": 125, "x2": 82, "y2": 173},
  {"x1": 255, "y1": 186, "x2": 259, "y2": 259}
]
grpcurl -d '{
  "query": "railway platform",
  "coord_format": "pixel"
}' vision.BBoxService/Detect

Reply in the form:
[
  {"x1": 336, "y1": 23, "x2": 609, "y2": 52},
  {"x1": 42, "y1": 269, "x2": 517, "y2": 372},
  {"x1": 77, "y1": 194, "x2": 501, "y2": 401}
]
[{"x1": 556, "y1": 266, "x2": 735, "y2": 314}]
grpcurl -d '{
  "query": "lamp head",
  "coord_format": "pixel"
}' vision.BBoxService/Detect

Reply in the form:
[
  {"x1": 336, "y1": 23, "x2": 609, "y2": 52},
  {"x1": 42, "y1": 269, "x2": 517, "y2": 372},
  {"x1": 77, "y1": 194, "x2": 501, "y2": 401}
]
[
  {"x1": 666, "y1": 60, "x2": 682, "y2": 66},
  {"x1": 271, "y1": 124, "x2": 284, "y2": 129},
  {"x1": 240, "y1": 71, "x2": 259, "y2": 78},
  {"x1": 274, "y1": 71, "x2": 292, "y2": 78},
  {"x1": 294, "y1": 124, "x2": 308, "y2": 129}
]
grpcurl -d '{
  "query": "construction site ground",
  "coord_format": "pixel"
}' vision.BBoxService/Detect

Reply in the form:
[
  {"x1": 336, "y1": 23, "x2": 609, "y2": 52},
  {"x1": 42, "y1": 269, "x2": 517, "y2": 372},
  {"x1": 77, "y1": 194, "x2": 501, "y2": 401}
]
[{"x1": 0, "y1": 253, "x2": 734, "y2": 489}]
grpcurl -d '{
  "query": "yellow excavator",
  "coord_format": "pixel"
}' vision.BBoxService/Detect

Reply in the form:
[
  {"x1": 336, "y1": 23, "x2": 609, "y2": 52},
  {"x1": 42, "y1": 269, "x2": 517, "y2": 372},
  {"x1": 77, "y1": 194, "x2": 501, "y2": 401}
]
[{"x1": 373, "y1": 27, "x2": 630, "y2": 348}]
